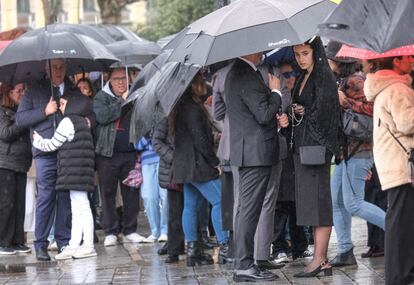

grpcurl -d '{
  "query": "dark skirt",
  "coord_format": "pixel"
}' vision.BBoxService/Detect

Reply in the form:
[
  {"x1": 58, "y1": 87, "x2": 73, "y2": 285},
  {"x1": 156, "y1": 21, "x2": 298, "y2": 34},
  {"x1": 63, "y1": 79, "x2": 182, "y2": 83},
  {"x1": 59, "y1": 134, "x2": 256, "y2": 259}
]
[{"x1": 293, "y1": 154, "x2": 333, "y2": 226}]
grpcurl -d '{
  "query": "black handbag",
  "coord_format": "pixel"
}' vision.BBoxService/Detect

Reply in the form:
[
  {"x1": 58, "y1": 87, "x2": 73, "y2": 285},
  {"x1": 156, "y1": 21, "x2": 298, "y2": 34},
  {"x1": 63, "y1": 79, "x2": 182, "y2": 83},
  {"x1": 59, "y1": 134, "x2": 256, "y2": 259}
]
[
  {"x1": 342, "y1": 109, "x2": 373, "y2": 142},
  {"x1": 299, "y1": 145, "x2": 326, "y2": 165}
]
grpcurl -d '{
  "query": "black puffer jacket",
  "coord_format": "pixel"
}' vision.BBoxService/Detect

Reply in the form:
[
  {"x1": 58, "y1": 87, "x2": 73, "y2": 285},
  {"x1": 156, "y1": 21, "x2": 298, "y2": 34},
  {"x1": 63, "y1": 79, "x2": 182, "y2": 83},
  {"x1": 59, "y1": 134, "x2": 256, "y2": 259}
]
[
  {"x1": 171, "y1": 94, "x2": 219, "y2": 183},
  {"x1": 0, "y1": 106, "x2": 32, "y2": 173},
  {"x1": 152, "y1": 118, "x2": 174, "y2": 189}
]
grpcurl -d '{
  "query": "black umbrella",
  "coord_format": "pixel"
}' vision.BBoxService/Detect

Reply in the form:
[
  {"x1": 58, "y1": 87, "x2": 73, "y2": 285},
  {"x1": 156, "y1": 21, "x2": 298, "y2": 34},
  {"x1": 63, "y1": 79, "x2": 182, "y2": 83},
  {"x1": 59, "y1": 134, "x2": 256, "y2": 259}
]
[
  {"x1": 317, "y1": 0, "x2": 414, "y2": 53},
  {"x1": 94, "y1": 25, "x2": 148, "y2": 43},
  {"x1": 23, "y1": 23, "x2": 115, "y2": 44},
  {"x1": 106, "y1": 40, "x2": 162, "y2": 66},
  {"x1": 167, "y1": 0, "x2": 337, "y2": 66},
  {"x1": 0, "y1": 31, "x2": 119, "y2": 85},
  {"x1": 129, "y1": 61, "x2": 201, "y2": 142}
]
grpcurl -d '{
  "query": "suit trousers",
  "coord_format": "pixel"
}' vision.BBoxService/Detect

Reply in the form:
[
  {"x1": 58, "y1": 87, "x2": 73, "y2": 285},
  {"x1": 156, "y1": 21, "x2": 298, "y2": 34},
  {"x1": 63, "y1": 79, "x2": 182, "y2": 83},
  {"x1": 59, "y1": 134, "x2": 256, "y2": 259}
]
[
  {"x1": 96, "y1": 152, "x2": 140, "y2": 236},
  {"x1": 167, "y1": 190, "x2": 185, "y2": 255},
  {"x1": 234, "y1": 166, "x2": 272, "y2": 270},
  {"x1": 385, "y1": 184, "x2": 414, "y2": 285},
  {"x1": 0, "y1": 169, "x2": 26, "y2": 247}
]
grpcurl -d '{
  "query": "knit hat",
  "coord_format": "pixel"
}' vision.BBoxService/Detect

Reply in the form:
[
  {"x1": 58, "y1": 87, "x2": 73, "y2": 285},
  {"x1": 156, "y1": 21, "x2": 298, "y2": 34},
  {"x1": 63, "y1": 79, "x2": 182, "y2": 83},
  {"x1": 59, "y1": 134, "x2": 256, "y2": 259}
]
[{"x1": 325, "y1": 41, "x2": 357, "y2": 63}]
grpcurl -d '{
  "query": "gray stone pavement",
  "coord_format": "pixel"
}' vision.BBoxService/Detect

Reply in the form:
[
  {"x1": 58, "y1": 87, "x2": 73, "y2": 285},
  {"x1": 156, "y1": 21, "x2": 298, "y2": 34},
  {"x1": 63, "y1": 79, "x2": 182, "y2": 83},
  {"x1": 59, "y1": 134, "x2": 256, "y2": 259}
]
[{"x1": 0, "y1": 214, "x2": 387, "y2": 285}]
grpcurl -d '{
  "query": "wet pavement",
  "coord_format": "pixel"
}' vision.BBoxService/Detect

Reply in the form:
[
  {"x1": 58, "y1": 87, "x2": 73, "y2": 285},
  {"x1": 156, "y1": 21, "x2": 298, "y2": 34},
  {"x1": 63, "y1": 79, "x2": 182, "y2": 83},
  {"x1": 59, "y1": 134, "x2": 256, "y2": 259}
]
[{"x1": 0, "y1": 215, "x2": 388, "y2": 284}]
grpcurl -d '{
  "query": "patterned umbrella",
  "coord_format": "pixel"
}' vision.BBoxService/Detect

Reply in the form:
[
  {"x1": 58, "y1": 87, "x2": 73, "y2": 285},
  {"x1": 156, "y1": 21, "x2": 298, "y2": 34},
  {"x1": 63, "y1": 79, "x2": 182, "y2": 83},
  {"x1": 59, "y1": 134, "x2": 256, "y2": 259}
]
[{"x1": 337, "y1": 45, "x2": 414, "y2": 60}]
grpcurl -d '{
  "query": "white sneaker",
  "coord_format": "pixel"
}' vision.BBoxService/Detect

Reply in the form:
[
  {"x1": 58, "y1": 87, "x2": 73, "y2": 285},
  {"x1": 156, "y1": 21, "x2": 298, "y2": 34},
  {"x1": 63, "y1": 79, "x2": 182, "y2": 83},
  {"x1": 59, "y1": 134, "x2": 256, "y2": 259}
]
[
  {"x1": 54, "y1": 246, "x2": 78, "y2": 260},
  {"x1": 274, "y1": 252, "x2": 289, "y2": 264},
  {"x1": 104, "y1": 235, "x2": 118, "y2": 247},
  {"x1": 141, "y1": 235, "x2": 158, "y2": 243},
  {"x1": 158, "y1": 234, "x2": 168, "y2": 242},
  {"x1": 48, "y1": 241, "x2": 58, "y2": 251},
  {"x1": 124, "y1": 233, "x2": 146, "y2": 243},
  {"x1": 72, "y1": 246, "x2": 97, "y2": 259}
]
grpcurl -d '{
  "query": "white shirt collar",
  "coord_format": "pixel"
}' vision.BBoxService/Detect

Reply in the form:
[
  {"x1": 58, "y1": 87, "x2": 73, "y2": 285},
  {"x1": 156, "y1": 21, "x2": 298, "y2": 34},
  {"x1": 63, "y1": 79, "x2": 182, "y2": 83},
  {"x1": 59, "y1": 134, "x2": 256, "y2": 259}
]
[
  {"x1": 53, "y1": 82, "x2": 65, "y2": 96},
  {"x1": 239, "y1": 57, "x2": 258, "y2": 71}
]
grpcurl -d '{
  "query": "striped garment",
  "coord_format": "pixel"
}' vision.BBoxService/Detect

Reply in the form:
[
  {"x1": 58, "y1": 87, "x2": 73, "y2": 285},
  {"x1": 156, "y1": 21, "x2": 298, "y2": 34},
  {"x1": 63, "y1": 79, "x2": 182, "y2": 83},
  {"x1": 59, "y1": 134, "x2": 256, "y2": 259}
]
[
  {"x1": 135, "y1": 137, "x2": 160, "y2": 165},
  {"x1": 32, "y1": 117, "x2": 75, "y2": 152}
]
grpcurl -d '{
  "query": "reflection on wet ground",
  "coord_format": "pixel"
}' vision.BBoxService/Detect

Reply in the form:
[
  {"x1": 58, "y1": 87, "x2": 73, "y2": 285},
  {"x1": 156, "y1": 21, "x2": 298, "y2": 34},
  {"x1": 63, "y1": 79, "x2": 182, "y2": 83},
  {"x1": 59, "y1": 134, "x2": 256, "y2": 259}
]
[{"x1": 0, "y1": 217, "x2": 388, "y2": 284}]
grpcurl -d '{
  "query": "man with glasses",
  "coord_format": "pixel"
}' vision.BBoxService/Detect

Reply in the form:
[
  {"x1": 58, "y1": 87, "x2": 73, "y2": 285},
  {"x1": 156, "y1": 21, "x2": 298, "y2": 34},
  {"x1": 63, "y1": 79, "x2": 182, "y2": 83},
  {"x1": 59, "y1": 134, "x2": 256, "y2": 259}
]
[
  {"x1": 93, "y1": 68, "x2": 143, "y2": 247},
  {"x1": 16, "y1": 58, "x2": 83, "y2": 260}
]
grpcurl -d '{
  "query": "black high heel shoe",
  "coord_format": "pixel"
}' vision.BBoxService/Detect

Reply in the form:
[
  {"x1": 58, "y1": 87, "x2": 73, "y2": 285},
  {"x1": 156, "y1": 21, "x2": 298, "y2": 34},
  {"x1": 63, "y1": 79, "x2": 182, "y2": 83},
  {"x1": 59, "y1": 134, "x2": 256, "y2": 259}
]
[{"x1": 293, "y1": 260, "x2": 333, "y2": 278}]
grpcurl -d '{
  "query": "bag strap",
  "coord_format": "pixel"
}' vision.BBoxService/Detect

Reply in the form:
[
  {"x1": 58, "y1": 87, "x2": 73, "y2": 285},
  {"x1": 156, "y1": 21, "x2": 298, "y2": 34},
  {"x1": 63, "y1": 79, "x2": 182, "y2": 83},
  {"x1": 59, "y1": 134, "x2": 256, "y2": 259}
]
[
  {"x1": 379, "y1": 119, "x2": 409, "y2": 154},
  {"x1": 344, "y1": 140, "x2": 364, "y2": 162}
]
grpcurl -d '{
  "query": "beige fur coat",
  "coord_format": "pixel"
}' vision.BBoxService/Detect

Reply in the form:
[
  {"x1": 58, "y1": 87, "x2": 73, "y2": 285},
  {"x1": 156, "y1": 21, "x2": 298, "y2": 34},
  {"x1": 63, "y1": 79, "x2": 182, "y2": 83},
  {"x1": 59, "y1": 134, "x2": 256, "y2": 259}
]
[{"x1": 365, "y1": 69, "x2": 414, "y2": 190}]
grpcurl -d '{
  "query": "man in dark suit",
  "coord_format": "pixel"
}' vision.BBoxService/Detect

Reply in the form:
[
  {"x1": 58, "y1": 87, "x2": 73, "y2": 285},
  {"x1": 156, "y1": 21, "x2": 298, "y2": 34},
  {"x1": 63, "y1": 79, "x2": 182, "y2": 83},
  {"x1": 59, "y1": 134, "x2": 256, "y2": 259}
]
[
  {"x1": 225, "y1": 53, "x2": 282, "y2": 282},
  {"x1": 16, "y1": 58, "x2": 87, "y2": 261}
]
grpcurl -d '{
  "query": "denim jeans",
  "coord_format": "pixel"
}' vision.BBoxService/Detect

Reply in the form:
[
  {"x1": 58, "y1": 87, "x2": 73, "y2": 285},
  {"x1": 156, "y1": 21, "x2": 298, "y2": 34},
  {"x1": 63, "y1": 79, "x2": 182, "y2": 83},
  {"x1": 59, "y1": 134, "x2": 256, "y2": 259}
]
[
  {"x1": 141, "y1": 163, "x2": 168, "y2": 238},
  {"x1": 331, "y1": 157, "x2": 386, "y2": 253},
  {"x1": 182, "y1": 179, "x2": 229, "y2": 244}
]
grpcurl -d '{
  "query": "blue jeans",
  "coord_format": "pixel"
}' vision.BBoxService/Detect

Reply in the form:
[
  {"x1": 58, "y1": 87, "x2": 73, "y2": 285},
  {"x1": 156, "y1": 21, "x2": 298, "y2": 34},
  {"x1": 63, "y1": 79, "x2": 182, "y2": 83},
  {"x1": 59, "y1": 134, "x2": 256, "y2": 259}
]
[
  {"x1": 182, "y1": 179, "x2": 229, "y2": 244},
  {"x1": 34, "y1": 156, "x2": 71, "y2": 250},
  {"x1": 331, "y1": 157, "x2": 386, "y2": 253},
  {"x1": 141, "y1": 163, "x2": 168, "y2": 238}
]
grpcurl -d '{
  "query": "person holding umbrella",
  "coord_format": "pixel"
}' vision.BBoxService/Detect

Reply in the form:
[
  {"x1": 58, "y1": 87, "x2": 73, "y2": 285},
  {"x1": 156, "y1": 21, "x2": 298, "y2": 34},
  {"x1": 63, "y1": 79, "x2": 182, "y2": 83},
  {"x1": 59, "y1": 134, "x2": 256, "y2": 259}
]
[{"x1": 16, "y1": 58, "x2": 91, "y2": 261}]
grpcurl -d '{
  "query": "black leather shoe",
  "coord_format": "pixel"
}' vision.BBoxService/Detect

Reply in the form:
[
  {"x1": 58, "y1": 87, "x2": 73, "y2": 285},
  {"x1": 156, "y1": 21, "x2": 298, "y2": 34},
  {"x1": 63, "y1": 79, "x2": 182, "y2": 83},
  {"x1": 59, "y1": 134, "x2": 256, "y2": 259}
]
[
  {"x1": 165, "y1": 254, "x2": 179, "y2": 263},
  {"x1": 255, "y1": 259, "x2": 285, "y2": 270},
  {"x1": 331, "y1": 248, "x2": 357, "y2": 267},
  {"x1": 293, "y1": 260, "x2": 333, "y2": 278},
  {"x1": 233, "y1": 265, "x2": 279, "y2": 282},
  {"x1": 35, "y1": 248, "x2": 51, "y2": 261},
  {"x1": 158, "y1": 242, "x2": 168, "y2": 255}
]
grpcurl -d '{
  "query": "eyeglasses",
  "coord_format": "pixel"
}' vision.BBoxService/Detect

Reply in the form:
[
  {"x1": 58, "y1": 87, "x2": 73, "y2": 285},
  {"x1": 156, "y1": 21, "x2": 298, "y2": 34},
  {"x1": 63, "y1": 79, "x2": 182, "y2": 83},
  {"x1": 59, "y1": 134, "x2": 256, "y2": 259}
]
[
  {"x1": 282, "y1": 71, "x2": 297, "y2": 79},
  {"x1": 111, "y1": 76, "x2": 127, "y2": 83}
]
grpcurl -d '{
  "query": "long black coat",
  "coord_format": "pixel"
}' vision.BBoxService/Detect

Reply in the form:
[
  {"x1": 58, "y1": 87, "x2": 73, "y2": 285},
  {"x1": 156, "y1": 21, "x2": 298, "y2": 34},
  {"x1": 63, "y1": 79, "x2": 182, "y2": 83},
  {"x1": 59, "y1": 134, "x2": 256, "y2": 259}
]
[
  {"x1": 171, "y1": 95, "x2": 219, "y2": 184},
  {"x1": 152, "y1": 118, "x2": 174, "y2": 189},
  {"x1": 225, "y1": 58, "x2": 281, "y2": 167},
  {"x1": 0, "y1": 106, "x2": 32, "y2": 173}
]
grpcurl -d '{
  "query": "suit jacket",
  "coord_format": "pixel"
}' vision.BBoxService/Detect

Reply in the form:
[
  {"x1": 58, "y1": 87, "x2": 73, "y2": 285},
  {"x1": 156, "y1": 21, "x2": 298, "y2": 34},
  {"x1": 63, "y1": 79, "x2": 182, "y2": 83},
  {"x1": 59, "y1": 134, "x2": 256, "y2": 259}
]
[
  {"x1": 225, "y1": 58, "x2": 281, "y2": 167},
  {"x1": 16, "y1": 78, "x2": 93, "y2": 158}
]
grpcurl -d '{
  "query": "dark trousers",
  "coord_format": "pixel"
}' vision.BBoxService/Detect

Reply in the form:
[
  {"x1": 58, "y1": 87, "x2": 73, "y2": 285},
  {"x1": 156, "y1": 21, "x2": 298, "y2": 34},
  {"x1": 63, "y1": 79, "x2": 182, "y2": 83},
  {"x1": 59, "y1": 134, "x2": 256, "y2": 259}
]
[
  {"x1": 235, "y1": 166, "x2": 272, "y2": 270},
  {"x1": 167, "y1": 190, "x2": 185, "y2": 255},
  {"x1": 272, "y1": 201, "x2": 308, "y2": 256},
  {"x1": 96, "y1": 152, "x2": 139, "y2": 236},
  {"x1": 385, "y1": 184, "x2": 414, "y2": 285},
  {"x1": 220, "y1": 171, "x2": 234, "y2": 231},
  {"x1": 34, "y1": 156, "x2": 71, "y2": 250},
  {"x1": 0, "y1": 169, "x2": 26, "y2": 247}
]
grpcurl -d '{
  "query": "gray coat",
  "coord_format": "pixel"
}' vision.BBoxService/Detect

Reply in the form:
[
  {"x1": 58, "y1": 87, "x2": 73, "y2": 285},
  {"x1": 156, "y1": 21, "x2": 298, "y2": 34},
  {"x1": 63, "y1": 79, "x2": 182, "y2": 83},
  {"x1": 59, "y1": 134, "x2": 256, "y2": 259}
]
[
  {"x1": 0, "y1": 106, "x2": 32, "y2": 173},
  {"x1": 225, "y1": 59, "x2": 281, "y2": 167}
]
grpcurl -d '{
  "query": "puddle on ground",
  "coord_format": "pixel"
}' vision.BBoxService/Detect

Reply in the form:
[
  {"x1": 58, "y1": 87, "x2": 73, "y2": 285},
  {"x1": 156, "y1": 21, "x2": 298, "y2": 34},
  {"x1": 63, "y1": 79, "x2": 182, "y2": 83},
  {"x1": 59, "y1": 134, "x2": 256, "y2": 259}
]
[{"x1": 0, "y1": 262, "x2": 57, "y2": 274}]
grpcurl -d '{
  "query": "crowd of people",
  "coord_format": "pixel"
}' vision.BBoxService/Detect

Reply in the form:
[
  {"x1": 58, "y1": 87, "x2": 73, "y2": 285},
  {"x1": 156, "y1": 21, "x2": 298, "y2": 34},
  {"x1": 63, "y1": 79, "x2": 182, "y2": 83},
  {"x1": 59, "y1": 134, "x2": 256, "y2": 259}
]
[{"x1": 0, "y1": 36, "x2": 413, "y2": 284}]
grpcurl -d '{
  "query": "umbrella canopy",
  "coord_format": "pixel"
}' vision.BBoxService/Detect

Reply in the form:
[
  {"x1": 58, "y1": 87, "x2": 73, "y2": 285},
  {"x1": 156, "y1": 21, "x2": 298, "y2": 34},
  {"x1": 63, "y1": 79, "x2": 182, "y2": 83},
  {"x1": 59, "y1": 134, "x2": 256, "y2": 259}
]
[
  {"x1": 317, "y1": 0, "x2": 414, "y2": 53},
  {"x1": 167, "y1": 0, "x2": 337, "y2": 66},
  {"x1": 337, "y1": 44, "x2": 414, "y2": 60},
  {"x1": 106, "y1": 40, "x2": 162, "y2": 66},
  {"x1": 94, "y1": 25, "x2": 147, "y2": 43},
  {"x1": 0, "y1": 31, "x2": 118, "y2": 85},
  {"x1": 157, "y1": 33, "x2": 179, "y2": 48},
  {"x1": 0, "y1": 40, "x2": 12, "y2": 52},
  {"x1": 23, "y1": 23, "x2": 115, "y2": 44},
  {"x1": 129, "y1": 61, "x2": 201, "y2": 141}
]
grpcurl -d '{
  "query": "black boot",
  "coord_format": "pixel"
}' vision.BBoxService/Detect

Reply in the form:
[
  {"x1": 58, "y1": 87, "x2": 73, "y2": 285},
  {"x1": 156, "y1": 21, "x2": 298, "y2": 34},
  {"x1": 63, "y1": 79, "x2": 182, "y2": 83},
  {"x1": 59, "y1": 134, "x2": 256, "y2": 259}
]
[
  {"x1": 218, "y1": 242, "x2": 231, "y2": 264},
  {"x1": 186, "y1": 241, "x2": 213, "y2": 267},
  {"x1": 200, "y1": 231, "x2": 217, "y2": 249},
  {"x1": 331, "y1": 247, "x2": 357, "y2": 267}
]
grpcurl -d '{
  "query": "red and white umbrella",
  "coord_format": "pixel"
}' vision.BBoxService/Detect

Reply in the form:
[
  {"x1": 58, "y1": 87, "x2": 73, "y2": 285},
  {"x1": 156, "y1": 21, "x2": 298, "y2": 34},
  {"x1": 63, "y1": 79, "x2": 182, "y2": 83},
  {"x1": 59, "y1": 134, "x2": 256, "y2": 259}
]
[
  {"x1": 337, "y1": 44, "x2": 414, "y2": 60},
  {"x1": 0, "y1": 40, "x2": 12, "y2": 52}
]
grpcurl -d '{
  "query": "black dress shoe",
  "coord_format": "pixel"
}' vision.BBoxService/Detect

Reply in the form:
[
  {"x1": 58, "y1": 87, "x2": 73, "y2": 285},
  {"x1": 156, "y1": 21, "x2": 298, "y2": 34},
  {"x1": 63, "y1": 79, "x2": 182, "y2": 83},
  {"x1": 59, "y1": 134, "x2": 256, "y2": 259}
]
[
  {"x1": 165, "y1": 254, "x2": 179, "y2": 263},
  {"x1": 361, "y1": 246, "x2": 384, "y2": 258},
  {"x1": 234, "y1": 265, "x2": 279, "y2": 282},
  {"x1": 331, "y1": 248, "x2": 357, "y2": 267},
  {"x1": 255, "y1": 259, "x2": 285, "y2": 270},
  {"x1": 158, "y1": 242, "x2": 168, "y2": 255},
  {"x1": 35, "y1": 248, "x2": 51, "y2": 261}
]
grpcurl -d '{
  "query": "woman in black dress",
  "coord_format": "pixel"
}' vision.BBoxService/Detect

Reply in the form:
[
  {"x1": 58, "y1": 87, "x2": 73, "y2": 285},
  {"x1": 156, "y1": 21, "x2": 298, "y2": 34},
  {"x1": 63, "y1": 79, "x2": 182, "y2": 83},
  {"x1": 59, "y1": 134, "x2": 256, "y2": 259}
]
[{"x1": 290, "y1": 37, "x2": 340, "y2": 277}]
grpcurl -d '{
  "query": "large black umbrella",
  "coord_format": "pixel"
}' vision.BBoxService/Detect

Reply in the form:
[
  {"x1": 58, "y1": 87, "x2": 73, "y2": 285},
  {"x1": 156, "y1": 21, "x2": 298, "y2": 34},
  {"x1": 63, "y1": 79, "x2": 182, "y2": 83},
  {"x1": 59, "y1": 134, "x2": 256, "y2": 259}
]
[
  {"x1": 167, "y1": 0, "x2": 337, "y2": 66},
  {"x1": 23, "y1": 23, "x2": 115, "y2": 44},
  {"x1": 94, "y1": 25, "x2": 147, "y2": 43},
  {"x1": 129, "y1": 61, "x2": 201, "y2": 141},
  {"x1": 317, "y1": 0, "x2": 414, "y2": 53},
  {"x1": 0, "y1": 31, "x2": 118, "y2": 85},
  {"x1": 106, "y1": 40, "x2": 162, "y2": 66}
]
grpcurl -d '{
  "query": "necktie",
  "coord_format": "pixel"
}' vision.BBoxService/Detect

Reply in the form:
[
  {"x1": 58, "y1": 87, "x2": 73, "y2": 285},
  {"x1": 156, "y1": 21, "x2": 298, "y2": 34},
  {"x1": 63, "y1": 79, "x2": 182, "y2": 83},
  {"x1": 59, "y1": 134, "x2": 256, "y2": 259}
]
[{"x1": 256, "y1": 69, "x2": 264, "y2": 82}]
